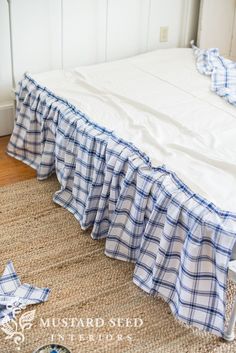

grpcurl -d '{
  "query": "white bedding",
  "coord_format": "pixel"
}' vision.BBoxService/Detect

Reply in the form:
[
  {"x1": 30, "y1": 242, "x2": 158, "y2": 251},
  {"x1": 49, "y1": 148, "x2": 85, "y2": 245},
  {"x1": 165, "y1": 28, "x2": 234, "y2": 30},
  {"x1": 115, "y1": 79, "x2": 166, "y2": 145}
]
[{"x1": 32, "y1": 48, "x2": 236, "y2": 213}]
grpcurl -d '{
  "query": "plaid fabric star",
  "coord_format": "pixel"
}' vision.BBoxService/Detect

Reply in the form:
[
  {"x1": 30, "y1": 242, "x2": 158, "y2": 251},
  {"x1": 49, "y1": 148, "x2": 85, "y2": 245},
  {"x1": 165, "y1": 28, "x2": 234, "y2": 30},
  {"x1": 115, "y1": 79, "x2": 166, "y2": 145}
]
[{"x1": 0, "y1": 261, "x2": 50, "y2": 324}]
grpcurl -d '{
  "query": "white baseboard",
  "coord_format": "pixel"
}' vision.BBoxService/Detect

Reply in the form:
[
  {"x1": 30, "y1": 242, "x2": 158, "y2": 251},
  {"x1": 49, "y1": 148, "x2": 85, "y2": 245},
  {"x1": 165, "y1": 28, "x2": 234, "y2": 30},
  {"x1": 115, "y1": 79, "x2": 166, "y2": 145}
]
[{"x1": 0, "y1": 102, "x2": 14, "y2": 137}]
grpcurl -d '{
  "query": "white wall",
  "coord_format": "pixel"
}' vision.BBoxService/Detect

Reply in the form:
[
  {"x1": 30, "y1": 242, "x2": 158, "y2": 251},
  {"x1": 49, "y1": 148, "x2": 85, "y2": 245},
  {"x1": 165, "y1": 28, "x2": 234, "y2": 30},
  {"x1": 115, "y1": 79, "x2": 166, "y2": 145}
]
[
  {"x1": 0, "y1": 0, "x2": 200, "y2": 135},
  {"x1": 0, "y1": 0, "x2": 12, "y2": 103},
  {"x1": 231, "y1": 11, "x2": 236, "y2": 60}
]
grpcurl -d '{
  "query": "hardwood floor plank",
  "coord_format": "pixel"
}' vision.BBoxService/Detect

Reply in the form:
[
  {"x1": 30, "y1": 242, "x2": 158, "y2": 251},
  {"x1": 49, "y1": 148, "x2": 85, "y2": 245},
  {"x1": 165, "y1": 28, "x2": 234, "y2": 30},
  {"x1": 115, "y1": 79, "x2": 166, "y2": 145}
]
[{"x1": 0, "y1": 135, "x2": 36, "y2": 186}]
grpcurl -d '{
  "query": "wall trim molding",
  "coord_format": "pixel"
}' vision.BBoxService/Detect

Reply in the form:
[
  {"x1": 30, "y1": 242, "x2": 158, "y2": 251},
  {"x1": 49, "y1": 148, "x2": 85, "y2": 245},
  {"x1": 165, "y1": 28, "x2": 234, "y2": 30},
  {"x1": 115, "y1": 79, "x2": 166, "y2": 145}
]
[
  {"x1": 180, "y1": 0, "x2": 200, "y2": 47},
  {"x1": 180, "y1": 0, "x2": 190, "y2": 47},
  {"x1": 0, "y1": 102, "x2": 14, "y2": 137}
]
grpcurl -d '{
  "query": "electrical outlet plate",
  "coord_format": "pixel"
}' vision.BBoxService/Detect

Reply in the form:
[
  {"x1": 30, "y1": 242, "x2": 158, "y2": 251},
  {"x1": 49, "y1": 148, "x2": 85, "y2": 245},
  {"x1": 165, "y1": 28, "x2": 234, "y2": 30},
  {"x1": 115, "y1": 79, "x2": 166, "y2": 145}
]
[{"x1": 160, "y1": 26, "x2": 169, "y2": 42}]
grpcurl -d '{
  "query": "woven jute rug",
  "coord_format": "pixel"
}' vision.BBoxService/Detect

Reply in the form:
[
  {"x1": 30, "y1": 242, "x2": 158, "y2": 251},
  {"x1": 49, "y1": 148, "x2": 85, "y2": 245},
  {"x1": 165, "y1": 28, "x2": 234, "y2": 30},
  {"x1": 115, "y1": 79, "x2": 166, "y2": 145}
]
[{"x1": 0, "y1": 176, "x2": 236, "y2": 353}]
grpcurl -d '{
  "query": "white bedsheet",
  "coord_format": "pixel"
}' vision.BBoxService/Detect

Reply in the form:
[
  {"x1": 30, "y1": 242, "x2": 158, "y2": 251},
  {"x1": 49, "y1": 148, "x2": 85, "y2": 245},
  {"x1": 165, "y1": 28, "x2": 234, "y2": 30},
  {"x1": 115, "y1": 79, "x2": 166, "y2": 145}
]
[{"x1": 32, "y1": 48, "x2": 236, "y2": 213}]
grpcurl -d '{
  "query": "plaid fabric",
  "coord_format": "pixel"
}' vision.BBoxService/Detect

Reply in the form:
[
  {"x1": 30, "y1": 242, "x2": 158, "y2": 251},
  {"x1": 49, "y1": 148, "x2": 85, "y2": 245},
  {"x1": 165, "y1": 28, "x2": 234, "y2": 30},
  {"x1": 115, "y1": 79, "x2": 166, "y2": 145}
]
[
  {"x1": 192, "y1": 42, "x2": 236, "y2": 105},
  {"x1": 0, "y1": 261, "x2": 50, "y2": 324},
  {"x1": 192, "y1": 44, "x2": 220, "y2": 75},
  {"x1": 211, "y1": 60, "x2": 236, "y2": 105},
  {"x1": 7, "y1": 74, "x2": 236, "y2": 337}
]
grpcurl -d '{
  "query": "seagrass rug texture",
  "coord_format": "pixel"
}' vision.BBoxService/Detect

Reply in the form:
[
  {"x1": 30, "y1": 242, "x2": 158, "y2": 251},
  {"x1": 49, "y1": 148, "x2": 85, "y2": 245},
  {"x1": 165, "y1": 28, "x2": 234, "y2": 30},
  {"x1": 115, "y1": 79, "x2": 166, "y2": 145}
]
[{"x1": 0, "y1": 176, "x2": 236, "y2": 353}]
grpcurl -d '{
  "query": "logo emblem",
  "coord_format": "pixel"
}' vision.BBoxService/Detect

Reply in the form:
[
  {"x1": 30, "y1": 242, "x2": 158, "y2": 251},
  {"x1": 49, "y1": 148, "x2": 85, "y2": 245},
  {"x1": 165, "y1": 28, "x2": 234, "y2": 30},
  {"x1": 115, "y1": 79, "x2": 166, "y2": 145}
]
[
  {"x1": 33, "y1": 344, "x2": 71, "y2": 353},
  {"x1": 1, "y1": 301, "x2": 35, "y2": 350}
]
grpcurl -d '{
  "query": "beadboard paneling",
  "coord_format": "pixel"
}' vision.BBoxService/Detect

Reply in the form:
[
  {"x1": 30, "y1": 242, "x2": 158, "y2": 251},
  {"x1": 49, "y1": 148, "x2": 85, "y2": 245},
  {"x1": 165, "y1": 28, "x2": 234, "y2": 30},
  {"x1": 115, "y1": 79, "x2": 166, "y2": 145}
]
[{"x1": 0, "y1": 0, "x2": 200, "y2": 105}]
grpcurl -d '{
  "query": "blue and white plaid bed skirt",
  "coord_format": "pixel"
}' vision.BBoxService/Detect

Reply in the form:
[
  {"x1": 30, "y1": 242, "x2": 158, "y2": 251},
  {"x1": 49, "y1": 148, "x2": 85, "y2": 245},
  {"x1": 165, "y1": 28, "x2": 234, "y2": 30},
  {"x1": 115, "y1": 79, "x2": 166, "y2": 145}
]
[{"x1": 7, "y1": 74, "x2": 236, "y2": 337}]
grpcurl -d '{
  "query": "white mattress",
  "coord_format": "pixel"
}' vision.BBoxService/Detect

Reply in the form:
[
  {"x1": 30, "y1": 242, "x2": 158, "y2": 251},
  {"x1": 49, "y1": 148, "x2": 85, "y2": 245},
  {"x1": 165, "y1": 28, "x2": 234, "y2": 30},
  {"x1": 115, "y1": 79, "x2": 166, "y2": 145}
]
[{"x1": 32, "y1": 48, "x2": 236, "y2": 213}]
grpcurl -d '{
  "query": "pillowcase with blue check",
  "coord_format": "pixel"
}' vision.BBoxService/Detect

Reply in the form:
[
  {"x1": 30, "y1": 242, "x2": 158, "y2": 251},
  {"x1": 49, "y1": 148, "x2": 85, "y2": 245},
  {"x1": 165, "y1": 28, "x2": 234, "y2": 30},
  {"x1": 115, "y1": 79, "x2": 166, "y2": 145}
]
[{"x1": 191, "y1": 40, "x2": 236, "y2": 106}]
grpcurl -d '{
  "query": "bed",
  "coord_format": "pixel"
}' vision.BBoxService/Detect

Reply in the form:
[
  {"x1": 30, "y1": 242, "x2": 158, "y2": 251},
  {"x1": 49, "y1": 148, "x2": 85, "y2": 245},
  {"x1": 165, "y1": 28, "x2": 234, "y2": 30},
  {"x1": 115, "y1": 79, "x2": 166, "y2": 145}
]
[{"x1": 7, "y1": 48, "x2": 236, "y2": 338}]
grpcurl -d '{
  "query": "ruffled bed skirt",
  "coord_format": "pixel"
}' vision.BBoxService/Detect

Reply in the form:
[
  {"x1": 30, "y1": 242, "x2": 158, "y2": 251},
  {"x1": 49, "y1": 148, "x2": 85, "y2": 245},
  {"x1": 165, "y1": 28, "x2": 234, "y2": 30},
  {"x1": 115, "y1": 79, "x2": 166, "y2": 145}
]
[{"x1": 7, "y1": 74, "x2": 236, "y2": 337}]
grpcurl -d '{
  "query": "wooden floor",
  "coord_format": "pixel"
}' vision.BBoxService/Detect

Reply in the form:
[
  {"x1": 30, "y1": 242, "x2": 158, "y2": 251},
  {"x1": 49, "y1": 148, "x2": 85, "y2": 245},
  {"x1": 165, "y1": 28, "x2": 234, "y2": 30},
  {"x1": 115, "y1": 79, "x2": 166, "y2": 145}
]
[{"x1": 0, "y1": 135, "x2": 36, "y2": 187}]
